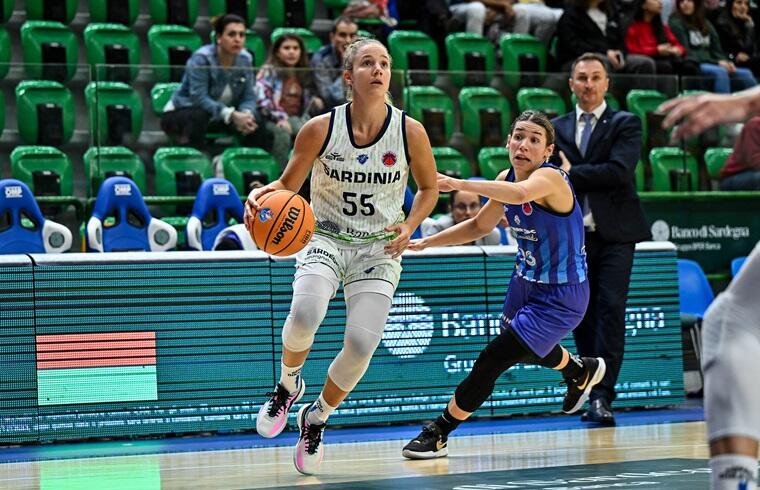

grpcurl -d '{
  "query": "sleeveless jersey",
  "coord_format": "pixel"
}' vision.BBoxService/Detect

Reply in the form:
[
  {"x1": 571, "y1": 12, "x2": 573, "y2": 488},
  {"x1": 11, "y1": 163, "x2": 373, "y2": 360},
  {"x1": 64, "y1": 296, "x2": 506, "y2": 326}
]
[
  {"x1": 504, "y1": 163, "x2": 587, "y2": 284},
  {"x1": 311, "y1": 102, "x2": 409, "y2": 243}
]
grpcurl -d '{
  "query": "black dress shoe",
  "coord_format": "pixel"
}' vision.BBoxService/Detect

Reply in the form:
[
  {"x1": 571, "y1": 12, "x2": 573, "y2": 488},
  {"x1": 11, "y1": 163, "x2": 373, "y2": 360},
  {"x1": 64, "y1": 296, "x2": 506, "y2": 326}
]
[{"x1": 580, "y1": 398, "x2": 616, "y2": 426}]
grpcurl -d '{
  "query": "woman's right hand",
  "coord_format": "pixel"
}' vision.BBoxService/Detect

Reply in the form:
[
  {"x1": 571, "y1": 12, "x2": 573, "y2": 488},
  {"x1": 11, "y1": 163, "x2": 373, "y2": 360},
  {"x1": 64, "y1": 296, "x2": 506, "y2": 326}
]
[
  {"x1": 244, "y1": 184, "x2": 279, "y2": 231},
  {"x1": 407, "y1": 238, "x2": 429, "y2": 252}
]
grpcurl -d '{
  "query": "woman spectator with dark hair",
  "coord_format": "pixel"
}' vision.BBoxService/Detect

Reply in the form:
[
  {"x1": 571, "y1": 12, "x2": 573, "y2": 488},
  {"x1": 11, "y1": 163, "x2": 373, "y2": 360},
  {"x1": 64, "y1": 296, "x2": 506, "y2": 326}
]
[
  {"x1": 555, "y1": 0, "x2": 656, "y2": 76},
  {"x1": 626, "y1": 0, "x2": 700, "y2": 82},
  {"x1": 669, "y1": 0, "x2": 757, "y2": 93},
  {"x1": 161, "y1": 14, "x2": 269, "y2": 150},
  {"x1": 255, "y1": 34, "x2": 324, "y2": 167},
  {"x1": 715, "y1": 0, "x2": 760, "y2": 77}
]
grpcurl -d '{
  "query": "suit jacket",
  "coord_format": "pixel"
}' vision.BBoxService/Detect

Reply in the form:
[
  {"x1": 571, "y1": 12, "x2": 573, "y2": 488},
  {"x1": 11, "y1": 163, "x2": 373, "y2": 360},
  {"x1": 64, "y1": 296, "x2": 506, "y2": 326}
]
[{"x1": 550, "y1": 107, "x2": 651, "y2": 244}]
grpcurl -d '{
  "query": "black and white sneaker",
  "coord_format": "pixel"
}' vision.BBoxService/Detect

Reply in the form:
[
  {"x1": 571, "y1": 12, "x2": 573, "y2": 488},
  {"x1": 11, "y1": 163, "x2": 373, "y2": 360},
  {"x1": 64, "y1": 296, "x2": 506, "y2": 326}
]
[
  {"x1": 402, "y1": 422, "x2": 448, "y2": 459},
  {"x1": 563, "y1": 357, "x2": 606, "y2": 414}
]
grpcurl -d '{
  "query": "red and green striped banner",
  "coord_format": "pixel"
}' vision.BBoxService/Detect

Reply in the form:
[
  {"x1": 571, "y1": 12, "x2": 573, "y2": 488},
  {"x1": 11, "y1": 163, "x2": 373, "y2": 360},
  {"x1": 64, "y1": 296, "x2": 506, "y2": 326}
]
[{"x1": 36, "y1": 332, "x2": 158, "y2": 406}]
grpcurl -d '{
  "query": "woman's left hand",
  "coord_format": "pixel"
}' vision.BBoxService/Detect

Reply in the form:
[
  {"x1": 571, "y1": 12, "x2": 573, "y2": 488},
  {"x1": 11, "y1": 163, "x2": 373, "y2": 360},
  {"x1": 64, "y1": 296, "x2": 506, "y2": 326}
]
[{"x1": 384, "y1": 222, "x2": 413, "y2": 258}]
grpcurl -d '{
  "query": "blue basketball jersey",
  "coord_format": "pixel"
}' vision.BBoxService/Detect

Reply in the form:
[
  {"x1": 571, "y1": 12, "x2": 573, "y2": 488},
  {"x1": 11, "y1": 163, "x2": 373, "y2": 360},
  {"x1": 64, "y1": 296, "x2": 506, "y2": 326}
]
[{"x1": 504, "y1": 163, "x2": 587, "y2": 284}]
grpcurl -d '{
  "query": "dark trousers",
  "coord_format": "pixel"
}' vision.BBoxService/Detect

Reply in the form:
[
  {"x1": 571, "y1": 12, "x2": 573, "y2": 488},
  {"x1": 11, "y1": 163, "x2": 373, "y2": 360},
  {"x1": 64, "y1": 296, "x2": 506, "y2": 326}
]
[
  {"x1": 160, "y1": 107, "x2": 271, "y2": 151},
  {"x1": 572, "y1": 232, "x2": 635, "y2": 405}
]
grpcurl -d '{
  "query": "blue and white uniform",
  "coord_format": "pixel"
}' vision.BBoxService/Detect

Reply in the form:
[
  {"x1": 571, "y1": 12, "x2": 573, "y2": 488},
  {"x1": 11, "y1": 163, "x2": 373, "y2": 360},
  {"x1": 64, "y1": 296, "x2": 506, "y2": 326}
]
[{"x1": 501, "y1": 162, "x2": 589, "y2": 357}]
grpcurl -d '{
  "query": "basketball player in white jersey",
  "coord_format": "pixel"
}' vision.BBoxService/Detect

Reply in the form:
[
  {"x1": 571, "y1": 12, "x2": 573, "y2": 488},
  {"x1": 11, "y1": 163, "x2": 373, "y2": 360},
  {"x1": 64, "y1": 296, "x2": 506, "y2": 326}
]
[
  {"x1": 661, "y1": 89, "x2": 760, "y2": 490},
  {"x1": 244, "y1": 38, "x2": 438, "y2": 475}
]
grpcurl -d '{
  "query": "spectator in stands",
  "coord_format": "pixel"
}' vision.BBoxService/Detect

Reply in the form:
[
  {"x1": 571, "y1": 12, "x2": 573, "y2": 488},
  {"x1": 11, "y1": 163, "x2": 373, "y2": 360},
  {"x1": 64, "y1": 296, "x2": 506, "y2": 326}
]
[
  {"x1": 625, "y1": 0, "x2": 701, "y2": 79},
  {"x1": 550, "y1": 53, "x2": 651, "y2": 426},
  {"x1": 311, "y1": 16, "x2": 358, "y2": 109},
  {"x1": 719, "y1": 115, "x2": 760, "y2": 190},
  {"x1": 715, "y1": 0, "x2": 760, "y2": 77},
  {"x1": 421, "y1": 190, "x2": 512, "y2": 245},
  {"x1": 255, "y1": 34, "x2": 324, "y2": 168},
  {"x1": 669, "y1": 0, "x2": 757, "y2": 93},
  {"x1": 161, "y1": 14, "x2": 269, "y2": 151},
  {"x1": 556, "y1": 0, "x2": 657, "y2": 77}
]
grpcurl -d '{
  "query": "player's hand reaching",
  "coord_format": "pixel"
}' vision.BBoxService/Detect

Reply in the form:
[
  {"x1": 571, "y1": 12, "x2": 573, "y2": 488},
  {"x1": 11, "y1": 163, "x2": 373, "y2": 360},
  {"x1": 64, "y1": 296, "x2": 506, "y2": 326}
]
[
  {"x1": 407, "y1": 238, "x2": 429, "y2": 252},
  {"x1": 384, "y1": 222, "x2": 414, "y2": 258},
  {"x1": 244, "y1": 184, "x2": 280, "y2": 231},
  {"x1": 437, "y1": 173, "x2": 460, "y2": 193}
]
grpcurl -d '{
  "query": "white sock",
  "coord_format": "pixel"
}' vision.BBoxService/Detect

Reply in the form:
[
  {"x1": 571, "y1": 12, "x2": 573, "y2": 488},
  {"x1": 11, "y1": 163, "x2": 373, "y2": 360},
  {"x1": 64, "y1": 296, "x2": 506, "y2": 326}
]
[
  {"x1": 710, "y1": 454, "x2": 758, "y2": 490},
  {"x1": 279, "y1": 361, "x2": 302, "y2": 394},
  {"x1": 306, "y1": 394, "x2": 336, "y2": 425}
]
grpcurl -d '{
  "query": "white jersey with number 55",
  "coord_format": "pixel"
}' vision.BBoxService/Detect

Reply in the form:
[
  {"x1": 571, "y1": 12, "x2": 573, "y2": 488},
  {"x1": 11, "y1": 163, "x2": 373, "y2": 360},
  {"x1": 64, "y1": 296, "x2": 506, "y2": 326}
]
[{"x1": 311, "y1": 102, "x2": 409, "y2": 243}]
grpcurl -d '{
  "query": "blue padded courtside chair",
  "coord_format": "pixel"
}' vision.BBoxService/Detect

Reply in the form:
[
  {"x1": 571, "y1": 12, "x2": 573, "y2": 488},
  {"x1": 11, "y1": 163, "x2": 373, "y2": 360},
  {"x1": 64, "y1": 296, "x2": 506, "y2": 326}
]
[
  {"x1": 86, "y1": 176, "x2": 177, "y2": 252},
  {"x1": 186, "y1": 178, "x2": 244, "y2": 251},
  {"x1": 0, "y1": 179, "x2": 71, "y2": 253},
  {"x1": 731, "y1": 256, "x2": 747, "y2": 277}
]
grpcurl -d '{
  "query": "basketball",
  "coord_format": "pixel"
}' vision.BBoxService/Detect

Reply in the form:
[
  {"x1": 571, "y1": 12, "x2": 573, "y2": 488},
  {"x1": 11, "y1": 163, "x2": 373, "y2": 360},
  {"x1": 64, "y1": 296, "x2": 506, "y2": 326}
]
[{"x1": 250, "y1": 190, "x2": 315, "y2": 256}]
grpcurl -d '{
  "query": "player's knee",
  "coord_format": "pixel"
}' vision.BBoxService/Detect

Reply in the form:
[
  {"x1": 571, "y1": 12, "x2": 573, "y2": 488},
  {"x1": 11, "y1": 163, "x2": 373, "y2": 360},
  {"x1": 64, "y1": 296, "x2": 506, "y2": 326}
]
[{"x1": 282, "y1": 294, "x2": 329, "y2": 351}]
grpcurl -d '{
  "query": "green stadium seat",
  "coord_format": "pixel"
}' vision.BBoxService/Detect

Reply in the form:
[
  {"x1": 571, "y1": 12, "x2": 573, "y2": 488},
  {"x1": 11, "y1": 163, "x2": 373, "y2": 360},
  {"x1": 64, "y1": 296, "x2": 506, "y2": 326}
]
[
  {"x1": 388, "y1": 30, "x2": 438, "y2": 85},
  {"x1": 150, "y1": 0, "x2": 199, "y2": 26},
  {"x1": 270, "y1": 27, "x2": 322, "y2": 56},
  {"x1": 433, "y1": 147, "x2": 472, "y2": 179},
  {"x1": 85, "y1": 82, "x2": 144, "y2": 147},
  {"x1": 209, "y1": 0, "x2": 258, "y2": 26},
  {"x1": 1, "y1": 0, "x2": 12, "y2": 22},
  {"x1": 403, "y1": 86, "x2": 454, "y2": 147},
  {"x1": 148, "y1": 25, "x2": 203, "y2": 83},
  {"x1": 15, "y1": 80, "x2": 74, "y2": 146},
  {"x1": 151, "y1": 82, "x2": 180, "y2": 115},
  {"x1": 26, "y1": 0, "x2": 77, "y2": 24},
  {"x1": 221, "y1": 147, "x2": 280, "y2": 196},
  {"x1": 478, "y1": 147, "x2": 510, "y2": 181},
  {"x1": 154, "y1": 147, "x2": 212, "y2": 198},
  {"x1": 459, "y1": 87, "x2": 511, "y2": 148},
  {"x1": 211, "y1": 28, "x2": 266, "y2": 67},
  {"x1": 0, "y1": 27, "x2": 10, "y2": 80},
  {"x1": 500, "y1": 33, "x2": 547, "y2": 89},
  {"x1": 704, "y1": 147, "x2": 732, "y2": 180},
  {"x1": 84, "y1": 23, "x2": 140, "y2": 82},
  {"x1": 445, "y1": 33, "x2": 495, "y2": 87},
  {"x1": 20, "y1": 21, "x2": 78, "y2": 83},
  {"x1": 83, "y1": 146, "x2": 146, "y2": 196},
  {"x1": 571, "y1": 92, "x2": 620, "y2": 111},
  {"x1": 88, "y1": 0, "x2": 140, "y2": 25},
  {"x1": 10, "y1": 146, "x2": 73, "y2": 202},
  {"x1": 516, "y1": 87, "x2": 567, "y2": 120},
  {"x1": 626, "y1": 89, "x2": 669, "y2": 153},
  {"x1": 649, "y1": 147, "x2": 699, "y2": 192},
  {"x1": 267, "y1": 0, "x2": 315, "y2": 28}
]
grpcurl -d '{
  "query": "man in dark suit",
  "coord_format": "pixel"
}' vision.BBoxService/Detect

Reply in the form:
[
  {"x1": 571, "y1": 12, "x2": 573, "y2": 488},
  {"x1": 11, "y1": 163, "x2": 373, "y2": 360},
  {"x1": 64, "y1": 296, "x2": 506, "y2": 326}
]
[{"x1": 551, "y1": 52, "x2": 651, "y2": 425}]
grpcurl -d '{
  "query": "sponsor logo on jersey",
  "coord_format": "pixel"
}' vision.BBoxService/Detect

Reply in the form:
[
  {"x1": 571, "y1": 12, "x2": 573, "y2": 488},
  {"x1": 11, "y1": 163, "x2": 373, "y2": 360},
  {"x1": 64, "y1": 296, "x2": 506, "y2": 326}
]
[
  {"x1": 325, "y1": 152, "x2": 344, "y2": 162},
  {"x1": 357, "y1": 154, "x2": 369, "y2": 165},
  {"x1": 382, "y1": 151, "x2": 397, "y2": 167},
  {"x1": 258, "y1": 208, "x2": 274, "y2": 222},
  {"x1": 321, "y1": 162, "x2": 402, "y2": 184},
  {"x1": 522, "y1": 202, "x2": 533, "y2": 215}
]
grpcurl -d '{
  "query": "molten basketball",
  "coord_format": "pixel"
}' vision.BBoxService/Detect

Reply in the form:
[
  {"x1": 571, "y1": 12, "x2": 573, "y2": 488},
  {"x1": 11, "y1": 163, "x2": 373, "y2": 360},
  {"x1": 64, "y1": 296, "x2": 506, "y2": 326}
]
[{"x1": 250, "y1": 190, "x2": 315, "y2": 256}]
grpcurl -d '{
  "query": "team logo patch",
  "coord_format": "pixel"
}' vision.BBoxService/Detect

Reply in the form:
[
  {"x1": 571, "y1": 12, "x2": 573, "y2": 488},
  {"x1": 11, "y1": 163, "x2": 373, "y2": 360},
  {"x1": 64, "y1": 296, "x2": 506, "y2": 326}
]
[
  {"x1": 258, "y1": 208, "x2": 274, "y2": 222},
  {"x1": 357, "y1": 154, "x2": 369, "y2": 165},
  {"x1": 382, "y1": 151, "x2": 397, "y2": 167},
  {"x1": 522, "y1": 202, "x2": 533, "y2": 215}
]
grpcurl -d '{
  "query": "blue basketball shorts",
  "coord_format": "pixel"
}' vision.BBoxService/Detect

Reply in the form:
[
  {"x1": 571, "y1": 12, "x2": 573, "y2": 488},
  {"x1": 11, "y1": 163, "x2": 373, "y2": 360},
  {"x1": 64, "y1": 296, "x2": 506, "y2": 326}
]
[{"x1": 501, "y1": 274, "x2": 590, "y2": 357}]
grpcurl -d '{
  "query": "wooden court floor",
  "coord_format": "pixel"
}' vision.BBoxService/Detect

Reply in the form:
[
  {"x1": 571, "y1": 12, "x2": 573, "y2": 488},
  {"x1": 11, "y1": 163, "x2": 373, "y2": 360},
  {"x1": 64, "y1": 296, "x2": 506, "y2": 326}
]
[{"x1": 0, "y1": 419, "x2": 711, "y2": 490}]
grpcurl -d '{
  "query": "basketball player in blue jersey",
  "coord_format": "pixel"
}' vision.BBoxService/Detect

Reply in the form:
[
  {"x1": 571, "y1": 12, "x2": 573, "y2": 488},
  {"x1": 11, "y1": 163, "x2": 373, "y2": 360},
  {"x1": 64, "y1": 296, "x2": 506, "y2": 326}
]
[
  {"x1": 660, "y1": 88, "x2": 760, "y2": 490},
  {"x1": 402, "y1": 110, "x2": 605, "y2": 459},
  {"x1": 243, "y1": 38, "x2": 438, "y2": 474}
]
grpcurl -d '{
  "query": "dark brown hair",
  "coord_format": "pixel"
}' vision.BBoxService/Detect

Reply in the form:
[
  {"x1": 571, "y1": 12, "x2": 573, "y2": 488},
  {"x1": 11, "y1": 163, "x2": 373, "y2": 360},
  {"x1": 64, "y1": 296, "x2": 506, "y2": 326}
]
[{"x1": 509, "y1": 110, "x2": 556, "y2": 146}]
